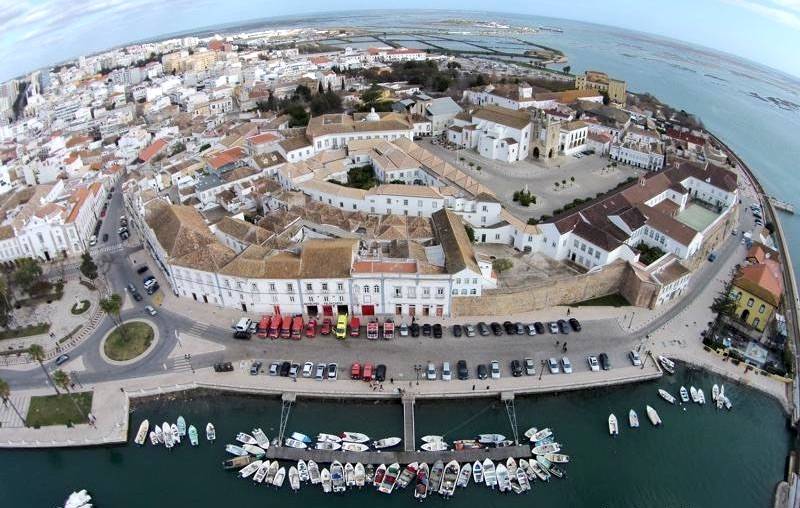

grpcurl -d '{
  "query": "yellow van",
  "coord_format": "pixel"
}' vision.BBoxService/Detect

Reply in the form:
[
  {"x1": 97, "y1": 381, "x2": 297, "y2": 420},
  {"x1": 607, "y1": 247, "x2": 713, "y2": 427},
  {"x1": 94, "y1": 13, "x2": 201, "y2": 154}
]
[{"x1": 335, "y1": 314, "x2": 348, "y2": 339}]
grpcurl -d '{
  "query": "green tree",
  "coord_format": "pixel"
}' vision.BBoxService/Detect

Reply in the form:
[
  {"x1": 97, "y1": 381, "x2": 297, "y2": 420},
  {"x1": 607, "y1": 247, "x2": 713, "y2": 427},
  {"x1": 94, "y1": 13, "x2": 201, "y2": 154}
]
[
  {"x1": 79, "y1": 252, "x2": 98, "y2": 280},
  {"x1": 492, "y1": 258, "x2": 513, "y2": 273},
  {"x1": 432, "y1": 75, "x2": 451, "y2": 92},
  {"x1": 317, "y1": 82, "x2": 324, "y2": 95},
  {"x1": 100, "y1": 294, "x2": 123, "y2": 330},
  {"x1": 28, "y1": 344, "x2": 58, "y2": 395},
  {"x1": 563, "y1": 65, "x2": 571, "y2": 74},
  {"x1": 285, "y1": 103, "x2": 309, "y2": 127},
  {"x1": 293, "y1": 84, "x2": 312, "y2": 102},
  {"x1": 0, "y1": 276, "x2": 10, "y2": 327},
  {"x1": 13, "y1": 258, "x2": 42, "y2": 293},
  {"x1": 464, "y1": 224, "x2": 475, "y2": 243},
  {"x1": 0, "y1": 378, "x2": 26, "y2": 426},
  {"x1": 710, "y1": 285, "x2": 737, "y2": 318},
  {"x1": 52, "y1": 369, "x2": 88, "y2": 423}
]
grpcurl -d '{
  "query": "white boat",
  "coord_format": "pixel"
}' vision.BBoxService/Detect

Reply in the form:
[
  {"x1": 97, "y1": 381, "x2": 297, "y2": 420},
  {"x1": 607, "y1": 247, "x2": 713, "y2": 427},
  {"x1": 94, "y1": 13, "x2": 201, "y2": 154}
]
[
  {"x1": 679, "y1": 386, "x2": 690, "y2": 403},
  {"x1": 378, "y1": 462, "x2": 401, "y2": 494},
  {"x1": 496, "y1": 463, "x2": 511, "y2": 492},
  {"x1": 472, "y1": 460, "x2": 484, "y2": 484},
  {"x1": 414, "y1": 463, "x2": 429, "y2": 500},
  {"x1": 530, "y1": 428, "x2": 552, "y2": 442},
  {"x1": 542, "y1": 453, "x2": 570, "y2": 463},
  {"x1": 284, "y1": 438, "x2": 308, "y2": 449},
  {"x1": 629, "y1": 409, "x2": 640, "y2": 428},
  {"x1": 538, "y1": 456, "x2": 565, "y2": 479},
  {"x1": 421, "y1": 434, "x2": 444, "y2": 443},
  {"x1": 236, "y1": 432, "x2": 257, "y2": 445},
  {"x1": 252, "y1": 428, "x2": 270, "y2": 449},
  {"x1": 532, "y1": 442, "x2": 561, "y2": 454},
  {"x1": 421, "y1": 441, "x2": 448, "y2": 451},
  {"x1": 517, "y1": 468, "x2": 531, "y2": 491},
  {"x1": 355, "y1": 462, "x2": 366, "y2": 488},
  {"x1": 205, "y1": 422, "x2": 215, "y2": 442},
  {"x1": 154, "y1": 424, "x2": 163, "y2": 443},
  {"x1": 658, "y1": 389, "x2": 676, "y2": 404},
  {"x1": 341, "y1": 442, "x2": 369, "y2": 452},
  {"x1": 290, "y1": 431, "x2": 312, "y2": 443},
  {"x1": 608, "y1": 413, "x2": 619, "y2": 436},
  {"x1": 439, "y1": 460, "x2": 459, "y2": 497},
  {"x1": 646, "y1": 405, "x2": 662, "y2": 426},
  {"x1": 253, "y1": 460, "x2": 271, "y2": 483},
  {"x1": 519, "y1": 458, "x2": 536, "y2": 482},
  {"x1": 272, "y1": 466, "x2": 286, "y2": 488},
  {"x1": 149, "y1": 431, "x2": 158, "y2": 445},
  {"x1": 712, "y1": 384, "x2": 720, "y2": 401},
  {"x1": 63, "y1": 490, "x2": 92, "y2": 508},
  {"x1": 265, "y1": 461, "x2": 279, "y2": 484},
  {"x1": 523, "y1": 427, "x2": 538, "y2": 440},
  {"x1": 320, "y1": 468, "x2": 332, "y2": 493},
  {"x1": 725, "y1": 396, "x2": 732, "y2": 410},
  {"x1": 162, "y1": 422, "x2": 174, "y2": 449},
  {"x1": 243, "y1": 444, "x2": 265, "y2": 457},
  {"x1": 315, "y1": 441, "x2": 341, "y2": 451},
  {"x1": 317, "y1": 433, "x2": 341, "y2": 443},
  {"x1": 690, "y1": 386, "x2": 699, "y2": 402},
  {"x1": 658, "y1": 355, "x2": 676, "y2": 374},
  {"x1": 717, "y1": 385, "x2": 727, "y2": 409},
  {"x1": 289, "y1": 466, "x2": 300, "y2": 491},
  {"x1": 698, "y1": 389, "x2": 706, "y2": 404},
  {"x1": 340, "y1": 431, "x2": 369, "y2": 443},
  {"x1": 457, "y1": 463, "x2": 471, "y2": 488},
  {"x1": 396, "y1": 462, "x2": 418, "y2": 489},
  {"x1": 238, "y1": 459, "x2": 262, "y2": 479},
  {"x1": 225, "y1": 444, "x2": 247, "y2": 456},
  {"x1": 176, "y1": 416, "x2": 186, "y2": 436},
  {"x1": 171, "y1": 423, "x2": 180, "y2": 444},
  {"x1": 134, "y1": 419, "x2": 149, "y2": 445},
  {"x1": 530, "y1": 459, "x2": 551, "y2": 481},
  {"x1": 308, "y1": 460, "x2": 321, "y2": 484},
  {"x1": 345, "y1": 462, "x2": 355, "y2": 487},
  {"x1": 188, "y1": 425, "x2": 199, "y2": 446},
  {"x1": 506, "y1": 457, "x2": 518, "y2": 478},
  {"x1": 482, "y1": 458, "x2": 497, "y2": 488},
  {"x1": 331, "y1": 461, "x2": 346, "y2": 493},
  {"x1": 372, "y1": 436, "x2": 402, "y2": 449},
  {"x1": 373, "y1": 464, "x2": 387, "y2": 488},
  {"x1": 478, "y1": 433, "x2": 506, "y2": 444},
  {"x1": 297, "y1": 460, "x2": 309, "y2": 482}
]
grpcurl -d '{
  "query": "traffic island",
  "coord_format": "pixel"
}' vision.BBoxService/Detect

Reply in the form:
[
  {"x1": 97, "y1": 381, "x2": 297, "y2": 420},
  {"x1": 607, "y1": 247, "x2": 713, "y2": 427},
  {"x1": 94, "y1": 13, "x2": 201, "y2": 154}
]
[{"x1": 100, "y1": 320, "x2": 158, "y2": 365}]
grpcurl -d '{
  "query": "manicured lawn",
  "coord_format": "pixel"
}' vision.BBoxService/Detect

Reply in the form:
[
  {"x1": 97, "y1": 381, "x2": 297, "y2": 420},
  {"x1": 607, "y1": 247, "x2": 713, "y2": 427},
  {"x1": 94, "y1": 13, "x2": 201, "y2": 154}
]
[
  {"x1": 0, "y1": 322, "x2": 51, "y2": 342},
  {"x1": 571, "y1": 294, "x2": 630, "y2": 307},
  {"x1": 26, "y1": 392, "x2": 92, "y2": 427},
  {"x1": 103, "y1": 322, "x2": 154, "y2": 361}
]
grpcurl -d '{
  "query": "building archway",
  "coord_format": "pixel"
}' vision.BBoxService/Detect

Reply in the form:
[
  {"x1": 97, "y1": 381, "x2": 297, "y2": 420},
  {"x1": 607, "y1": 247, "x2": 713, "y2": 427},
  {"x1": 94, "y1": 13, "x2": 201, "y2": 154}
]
[
  {"x1": 548, "y1": 149, "x2": 554, "y2": 158},
  {"x1": 533, "y1": 147, "x2": 540, "y2": 158},
  {"x1": 740, "y1": 309, "x2": 750, "y2": 322}
]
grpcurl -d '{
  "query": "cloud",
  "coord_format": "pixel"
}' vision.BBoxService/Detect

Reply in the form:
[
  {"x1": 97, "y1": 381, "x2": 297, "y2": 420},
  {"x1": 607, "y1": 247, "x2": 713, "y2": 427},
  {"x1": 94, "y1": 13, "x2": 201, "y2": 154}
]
[{"x1": 724, "y1": 0, "x2": 800, "y2": 29}]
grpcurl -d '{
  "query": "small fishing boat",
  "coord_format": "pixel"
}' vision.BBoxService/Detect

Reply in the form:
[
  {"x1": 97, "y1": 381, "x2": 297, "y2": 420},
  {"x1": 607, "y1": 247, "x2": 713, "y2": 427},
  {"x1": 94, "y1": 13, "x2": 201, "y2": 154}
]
[
  {"x1": 344, "y1": 462, "x2": 355, "y2": 487},
  {"x1": 478, "y1": 433, "x2": 506, "y2": 444},
  {"x1": 517, "y1": 468, "x2": 531, "y2": 491},
  {"x1": 284, "y1": 438, "x2": 308, "y2": 449},
  {"x1": 414, "y1": 462, "x2": 429, "y2": 500},
  {"x1": 712, "y1": 384, "x2": 720, "y2": 401},
  {"x1": 297, "y1": 460, "x2": 309, "y2": 482},
  {"x1": 340, "y1": 431, "x2": 370, "y2": 443},
  {"x1": 63, "y1": 489, "x2": 92, "y2": 508},
  {"x1": 608, "y1": 413, "x2": 619, "y2": 436},
  {"x1": 365, "y1": 464, "x2": 375, "y2": 484},
  {"x1": 679, "y1": 386, "x2": 690, "y2": 403},
  {"x1": 530, "y1": 428, "x2": 552, "y2": 442},
  {"x1": 497, "y1": 439, "x2": 514, "y2": 447},
  {"x1": 265, "y1": 461, "x2": 279, "y2": 484},
  {"x1": 331, "y1": 461, "x2": 346, "y2": 493},
  {"x1": 421, "y1": 434, "x2": 444, "y2": 443},
  {"x1": 378, "y1": 462, "x2": 400, "y2": 494},
  {"x1": 321, "y1": 468, "x2": 332, "y2": 493},
  {"x1": 317, "y1": 433, "x2": 341, "y2": 443},
  {"x1": 341, "y1": 442, "x2": 368, "y2": 452},
  {"x1": 236, "y1": 432, "x2": 257, "y2": 445},
  {"x1": 457, "y1": 463, "x2": 471, "y2": 488},
  {"x1": 396, "y1": 461, "x2": 418, "y2": 489},
  {"x1": 658, "y1": 355, "x2": 676, "y2": 374},
  {"x1": 482, "y1": 458, "x2": 497, "y2": 488},
  {"x1": 206, "y1": 422, "x2": 215, "y2": 442},
  {"x1": 506, "y1": 457, "x2": 518, "y2": 477},
  {"x1": 154, "y1": 424, "x2": 163, "y2": 443},
  {"x1": 533, "y1": 442, "x2": 562, "y2": 454},
  {"x1": 429, "y1": 460, "x2": 445, "y2": 493},
  {"x1": 176, "y1": 416, "x2": 186, "y2": 436},
  {"x1": 519, "y1": 458, "x2": 536, "y2": 481},
  {"x1": 658, "y1": 389, "x2": 676, "y2": 404},
  {"x1": 238, "y1": 459, "x2": 262, "y2": 479},
  {"x1": 253, "y1": 460, "x2": 270, "y2": 483},
  {"x1": 530, "y1": 458, "x2": 551, "y2": 481},
  {"x1": 698, "y1": 388, "x2": 706, "y2": 404},
  {"x1": 171, "y1": 423, "x2": 180, "y2": 444},
  {"x1": 535, "y1": 434, "x2": 555, "y2": 446},
  {"x1": 717, "y1": 385, "x2": 726, "y2": 409},
  {"x1": 373, "y1": 464, "x2": 387, "y2": 488},
  {"x1": 149, "y1": 431, "x2": 158, "y2": 445},
  {"x1": 472, "y1": 460, "x2": 484, "y2": 484},
  {"x1": 523, "y1": 427, "x2": 538, "y2": 440},
  {"x1": 439, "y1": 460, "x2": 459, "y2": 496},
  {"x1": 453, "y1": 439, "x2": 483, "y2": 450},
  {"x1": 290, "y1": 432, "x2": 312, "y2": 443},
  {"x1": 222, "y1": 455, "x2": 254, "y2": 470},
  {"x1": 272, "y1": 466, "x2": 286, "y2": 488},
  {"x1": 134, "y1": 419, "x2": 149, "y2": 445},
  {"x1": 315, "y1": 441, "x2": 341, "y2": 451},
  {"x1": 496, "y1": 463, "x2": 511, "y2": 492},
  {"x1": 354, "y1": 462, "x2": 366, "y2": 488},
  {"x1": 539, "y1": 456, "x2": 566, "y2": 478},
  {"x1": 188, "y1": 425, "x2": 199, "y2": 446},
  {"x1": 372, "y1": 437, "x2": 402, "y2": 449},
  {"x1": 646, "y1": 405, "x2": 662, "y2": 426},
  {"x1": 421, "y1": 441, "x2": 448, "y2": 451},
  {"x1": 243, "y1": 444, "x2": 265, "y2": 457},
  {"x1": 542, "y1": 453, "x2": 570, "y2": 463},
  {"x1": 252, "y1": 428, "x2": 269, "y2": 449},
  {"x1": 308, "y1": 460, "x2": 321, "y2": 484},
  {"x1": 629, "y1": 409, "x2": 640, "y2": 428},
  {"x1": 690, "y1": 386, "x2": 699, "y2": 403},
  {"x1": 289, "y1": 466, "x2": 300, "y2": 491},
  {"x1": 162, "y1": 422, "x2": 174, "y2": 449}
]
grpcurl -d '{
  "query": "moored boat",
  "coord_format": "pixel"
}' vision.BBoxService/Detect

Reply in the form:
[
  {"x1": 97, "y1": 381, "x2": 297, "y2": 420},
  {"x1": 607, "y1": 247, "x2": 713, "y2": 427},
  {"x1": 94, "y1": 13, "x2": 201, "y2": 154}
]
[
  {"x1": 365, "y1": 464, "x2": 375, "y2": 484},
  {"x1": 646, "y1": 405, "x2": 662, "y2": 426},
  {"x1": 222, "y1": 455, "x2": 254, "y2": 470},
  {"x1": 315, "y1": 440, "x2": 341, "y2": 451},
  {"x1": 272, "y1": 466, "x2": 286, "y2": 488},
  {"x1": 163, "y1": 422, "x2": 174, "y2": 449},
  {"x1": 542, "y1": 453, "x2": 570, "y2": 463},
  {"x1": 530, "y1": 428, "x2": 552, "y2": 442},
  {"x1": 373, "y1": 463, "x2": 386, "y2": 487},
  {"x1": 506, "y1": 457, "x2": 518, "y2": 477},
  {"x1": 238, "y1": 459, "x2": 262, "y2": 479},
  {"x1": 658, "y1": 355, "x2": 675, "y2": 374},
  {"x1": 321, "y1": 468, "x2": 332, "y2": 493},
  {"x1": 482, "y1": 458, "x2": 497, "y2": 488},
  {"x1": 530, "y1": 458, "x2": 551, "y2": 481},
  {"x1": 236, "y1": 432, "x2": 257, "y2": 445},
  {"x1": 341, "y1": 442, "x2": 368, "y2": 452},
  {"x1": 265, "y1": 461, "x2": 279, "y2": 484},
  {"x1": 517, "y1": 468, "x2": 531, "y2": 491},
  {"x1": 253, "y1": 460, "x2": 270, "y2": 483},
  {"x1": 331, "y1": 461, "x2": 346, "y2": 493},
  {"x1": 154, "y1": 424, "x2": 163, "y2": 444},
  {"x1": 420, "y1": 441, "x2": 448, "y2": 451},
  {"x1": 176, "y1": 416, "x2": 186, "y2": 436},
  {"x1": 134, "y1": 419, "x2": 149, "y2": 445},
  {"x1": 344, "y1": 462, "x2": 355, "y2": 487},
  {"x1": 523, "y1": 426, "x2": 538, "y2": 440},
  {"x1": 317, "y1": 433, "x2": 341, "y2": 443},
  {"x1": 308, "y1": 460, "x2": 321, "y2": 484},
  {"x1": 690, "y1": 386, "x2": 699, "y2": 403},
  {"x1": 243, "y1": 444, "x2": 265, "y2": 457},
  {"x1": 533, "y1": 442, "x2": 562, "y2": 454},
  {"x1": 340, "y1": 431, "x2": 369, "y2": 443},
  {"x1": 439, "y1": 460, "x2": 459, "y2": 496},
  {"x1": 414, "y1": 462, "x2": 429, "y2": 500},
  {"x1": 289, "y1": 466, "x2": 300, "y2": 491},
  {"x1": 171, "y1": 423, "x2": 180, "y2": 444},
  {"x1": 290, "y1": 431, "x2": 312, "y2": 443},
  {"x1": 608, "y1": 413, "x2": 619, "y2": 436},
  {"x1": 284, "y1": 438, "x2": 307, "y2": 449},
  {"x1": 188, "y1": 425, "x2": 199, "y2": 446},
  {"x1": 472, "y1": 460, "x2": 484, "y2": 484},
  {"x1": 539, "y1": 456, "x2": 565, "y2": 478},
  {"x1": 629, "y1": 409, "x2": 639, "y2": 428},
  {"x1": 658, "y1": 389, "x2": 676, "y2": 404},
  {"x1": 457, "y1": 463, "x2": 471, "y2": 488},
  {"x1": 679, "y1": 386, "x2": 690, "y2": 403},
  {"x1": 712, "y1": 384, "x2": 720, "y2": 401},
  {"x1": 354, "y1": 462, "x2": 366, "y2": 488},
  {"x1": 429, "y1": 460, "x2": 445, "y2": 493},
  {"x1": 378, "y1": 462, "x2": 400, "y2": 494},
  {"x1": 519, "y1": 458, "x2": 536, "y2": 481},
  {"x1": 396, "y1": 461, "x2": 418, "y2": 489},
  {"x1": 205, "y1": 422, "x2": 215, "y2": 442},
  {"x1": 697, "y1": 389, "x2": 706, "y2": 404},
  {"x1": 149, "y1": 431, "x2": 158, "y2": 445},
  {"x1": 496, "y1": 463, "x2": 511, "y2": 492},
  {"x1": 372, "y1": 436, "x2": 402, "y2": 449},
  {"x1": 252, "y1": 428, "x2": 269, "y2": 449},
  {"x1": 477, "y1": 433, "x2": 506, "y2": 444},
  {"x1": 297, "y1": 460, "x2": 309, "y2": 482},
  {"x1": 421, "y1": 434, "x2": 444, "y2": 443}
]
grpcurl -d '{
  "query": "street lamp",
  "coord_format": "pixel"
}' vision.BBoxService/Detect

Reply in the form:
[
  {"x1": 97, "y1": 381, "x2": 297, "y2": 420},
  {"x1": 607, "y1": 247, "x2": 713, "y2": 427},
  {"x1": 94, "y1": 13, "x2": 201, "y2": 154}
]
[{"x1": 538, "y1": 360, "x2": 546, "y2": 380}]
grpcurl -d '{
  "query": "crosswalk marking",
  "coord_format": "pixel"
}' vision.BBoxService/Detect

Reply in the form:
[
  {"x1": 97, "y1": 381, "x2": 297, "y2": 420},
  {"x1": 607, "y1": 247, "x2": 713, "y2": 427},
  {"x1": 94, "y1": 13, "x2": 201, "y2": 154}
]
[{"x1": 171, "y1": 357, "x2": 193, "y2": 372}]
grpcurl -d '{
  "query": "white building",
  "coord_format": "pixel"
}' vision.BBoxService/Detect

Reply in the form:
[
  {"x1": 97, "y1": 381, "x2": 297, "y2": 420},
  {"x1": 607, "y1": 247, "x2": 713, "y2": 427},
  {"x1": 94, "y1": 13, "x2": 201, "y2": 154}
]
[{"x1": 447, "y1": 105, "x2": 532, "y2": 163}]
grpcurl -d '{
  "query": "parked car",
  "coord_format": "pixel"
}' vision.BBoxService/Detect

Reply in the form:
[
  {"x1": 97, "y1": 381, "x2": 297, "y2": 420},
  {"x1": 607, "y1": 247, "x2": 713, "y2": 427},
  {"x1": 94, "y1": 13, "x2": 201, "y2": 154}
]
[
  {"x1": 452, "y1": 324, "x2": 463, "y2": 337},
  {"x1": 136, "y1": 266, "x2": 149, "y2": 274},
  {"x1": 144, "y1": 305, "x2": 157, "y2": 316},
  {"x1": 534, "y1": 322, "x2": 545, "y2": 334},
  {"x1": 315, "y1": 363, "x2": 325, "y2": 380},
  {"x1": 457, "y1": 360, "x2": 469, "y2": 380},
  {"x1": 477, "y1": 322, "x2": 490, "y2": 336},
  {"x1": 442, "y1": 362, "x2": 452, "y2": 381},
  {"x1": 557, "y1": 319, "x2": 570, "y2": 334},
  {"x1": 131, "y1": 291, "x2": 143, "y2": 301},
  {"x1": 420, "y1": 323, "x2": 431, "y2": 337},
  {"x1": 426, "y1": 362, "x2": 437, "y2": 381},
  {"x1": 525, "y1": 324, "x2": 537, "y2": 336},
  {"x1": 375, "y1": 364, "x2": 387, "y2": 382},
  {"x1": 302, "y1": 362, "x2": 314, "y2": 378},
  {"x1": 289, "y1": 364, "x2": 300, "y2": 378},
  {"x1": 588, "y1": 355, "x2": 600, "y2": 372},
  {"x1": 89, "y1": 235, "x2": 97, "y2": 246},
  {"x1": 213, "y1": 362, "x2": 234, "y2": 373},
  {"x1": 399, "y1": 323, "x2": 409, "y2": 337},
  {"x1": 410, "y1": 322, "x2": 420, "y2": 337},
  {"x1": 547, "y1": 357, "x2": 560, "y2": 374},
  {"x1": 708, "y1": 252, "x2": 717, "y2": 262},
  {"x1": 304, "y1": 319, "x2": 317, "y2": 338},
  {"x1": 514, "y1": 322, "x2": 525, "y2": 335},
  {"x1": 146, "y1": 283, "x2": 159, "y2": 295},
  {"x1": 548, "y1": 322, "x2": 559, "y2": 334},
  {"x1": 327, "y1": 363, "x2": 338, "y2": 380},
  {"x1": 279, "y1": 361, "x2": 291, "y2": 377},
  {"x1": 524, "y1": 358, "x2": 535, "y2": 376},
  {"x1": 629, "y1": 350, "x2": 642, "y2": 366},
  {"x1": 561, "y1": 356, "x2": 573, "y2": 374},
  {"x1": 320, "y1": 318, "x2": 332, "y2": 335},
  {"x1": 490, "y1": 360, "x2": 501, "y2": 379},
  {"x1": 510, "y1": 359, "x2": 523, "y2": 377},
  {"x1": 269, "y1": 362, "x2": 279, "y2": 376},
  {"x1": 362, "y1": 363, "x2": 374, "y2": 381},
  {"x1": 599, "y1": 353, "x2": 611, "y2": 370},
  {"x1": 568, "y1": 317, "x2": 582, "y2": 332},
  {"x1": 477, "y1": 364, "x2": 488, "y2": 380},
  {"x1": 503, "y1": 321, "x2": 515, "y2": 335},
  {"x1": 490, "y1": 322, "x2": 503, "y2": 336},
  {"x1": 432, "y1": 323, "x2": 443, "y2": 338},
  {"x1": 464, "y1": 324, "x2": 476, "y2": 337},
  {"x1": 232, "y1": 330, "x2": 251, "y2": 339},
  {"x1": 55, "y1": 354, "x2": 70, "y2": 366},
  {"x1": 102, "y1": 233, "x2": 109, "y2": 242},
  {"x1": 250, "y1": 361, "x2": 262, "y2": 375}
]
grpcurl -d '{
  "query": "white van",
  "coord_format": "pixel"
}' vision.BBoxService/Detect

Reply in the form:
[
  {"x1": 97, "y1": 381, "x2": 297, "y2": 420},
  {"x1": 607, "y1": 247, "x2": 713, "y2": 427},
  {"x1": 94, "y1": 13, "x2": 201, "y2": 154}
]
[
  {"x1": 442, "y1": 362, "x2": 452, "y2": 381},
  {"x1": 234, "y1": 317, "x2": 252, "y2": 332}
]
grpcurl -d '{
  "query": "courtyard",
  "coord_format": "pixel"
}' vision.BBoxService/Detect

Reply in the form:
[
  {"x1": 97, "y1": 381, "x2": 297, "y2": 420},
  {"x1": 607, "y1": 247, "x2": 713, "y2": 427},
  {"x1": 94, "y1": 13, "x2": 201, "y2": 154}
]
[
  {"x1": 676, "y1": 202, "x2": 721, "y2": 231},
  {"x1": 474, "y1": 243, "x2": 581, "y2": 290}
]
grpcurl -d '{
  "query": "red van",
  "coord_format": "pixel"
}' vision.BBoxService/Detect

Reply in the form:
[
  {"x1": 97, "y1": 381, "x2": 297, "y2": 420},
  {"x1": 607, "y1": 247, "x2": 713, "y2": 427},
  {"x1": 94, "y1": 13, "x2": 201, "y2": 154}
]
[
  {"x1": 280, "y1": 316, "x2": 292, "y2": 339},
  {"x1": 257, "y1": 315, "x2": 270, "y2": 338},
  {"x1": 362, "y1": 363, "x2": 374, "y2": 381},
  {"x1": 290, "y1": 316, "x2": 303, "y2": 340},
  {"x1": 268, "y1": 315, "x2": 281, "y2": 339},
  {"x1": 350, "y1": 362, "x2": 362, "y2": 380},
  {"x1": 349, "y1": 316, "x2": 360, "y2": 337}
]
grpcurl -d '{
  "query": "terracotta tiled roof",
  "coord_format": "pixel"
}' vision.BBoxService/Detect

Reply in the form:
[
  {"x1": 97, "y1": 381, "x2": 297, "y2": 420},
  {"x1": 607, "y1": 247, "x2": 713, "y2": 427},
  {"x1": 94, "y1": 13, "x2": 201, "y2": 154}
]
[
  {"x1": 734, "y1": 260, "x2": 783, "y2": 307},
  {"x1": 138, "y1": 139, "x2": 168, "y2": 163}
]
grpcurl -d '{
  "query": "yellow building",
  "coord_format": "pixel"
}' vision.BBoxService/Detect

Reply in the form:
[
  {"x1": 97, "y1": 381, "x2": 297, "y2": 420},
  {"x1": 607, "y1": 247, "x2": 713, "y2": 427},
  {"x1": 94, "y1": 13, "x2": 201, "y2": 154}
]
[
  {"x1": 575, "y1": 70, "x2": 627, "y2": 105},
  {"x1": 731, "y1": 260, "x2": 783, "y2": 332}
]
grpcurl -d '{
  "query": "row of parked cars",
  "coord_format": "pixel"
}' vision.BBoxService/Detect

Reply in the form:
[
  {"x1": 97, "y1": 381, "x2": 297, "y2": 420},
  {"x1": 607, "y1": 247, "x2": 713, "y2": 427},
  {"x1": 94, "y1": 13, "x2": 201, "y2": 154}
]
[{"x1": 249, "y1": 360, "x2": 388, "y2": 382}]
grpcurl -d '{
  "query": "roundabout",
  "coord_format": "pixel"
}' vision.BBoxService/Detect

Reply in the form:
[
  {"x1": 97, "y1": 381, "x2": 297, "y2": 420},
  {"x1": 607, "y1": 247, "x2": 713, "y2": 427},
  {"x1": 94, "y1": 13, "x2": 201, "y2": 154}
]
[{"x1": 99, "y1": 319, "x2": 159, "y2": 366}]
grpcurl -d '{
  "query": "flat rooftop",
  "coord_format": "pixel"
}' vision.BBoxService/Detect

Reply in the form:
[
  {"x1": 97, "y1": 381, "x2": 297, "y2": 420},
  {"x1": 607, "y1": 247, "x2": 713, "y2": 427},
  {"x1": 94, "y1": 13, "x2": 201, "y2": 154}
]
[{"x1": 675, "y1": 203, "x2": 719, "y2": 232}]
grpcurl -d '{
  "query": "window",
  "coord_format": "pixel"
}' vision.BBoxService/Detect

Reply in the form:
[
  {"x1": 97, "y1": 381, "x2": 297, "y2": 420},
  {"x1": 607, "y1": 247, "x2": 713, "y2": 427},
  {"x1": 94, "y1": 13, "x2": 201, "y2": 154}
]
[
  {"x1": 321, "y1": 283, "x2": 328, "y2": 291},
  {"x1": 337, "y1": 282, "x2": 344, "y2": 291},
  {"x1": 753, "y1": 317, "x2": 760, "y2": 328},
  {"x1": 452, "y1": 289, "x2": 458, "y2": 295},
  {"x1": 363, "y1": 285, "x2": 369, "y2": 294},
  {"x1": 306, "y1": 283, "x2": 313, "y2": 291},
  {"x1": 287, "y1": 283, "x2": 293, "y2": 292},
  {"x1": 394, "y1": 287, "x2": 402, "y2": 297},
  {"x1": 422, "y1": 287, "x2": 430, "y2": 297},
  {"x1": 747, "y1": 298, "x2": 754, "y2": 308},
  {"x1": 470, "y1": 289, "x2": 477, "y2": 295},
  {"x1": 373, "y1": 285, "x2": 380, "y2": 293},
  {"x1": 758, "y1": 304, "x2": 766, "y2": 313},
  {"x1": 269, "y1": 283, "x2": 276, "y2": 292},
  {"x1": 407, "y1": 287, "x2": 416, "y2": 298}
]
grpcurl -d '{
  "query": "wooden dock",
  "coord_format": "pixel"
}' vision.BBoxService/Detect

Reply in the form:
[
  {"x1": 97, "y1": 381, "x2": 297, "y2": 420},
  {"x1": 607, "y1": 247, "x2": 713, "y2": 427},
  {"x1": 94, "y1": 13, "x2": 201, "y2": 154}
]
[{"x1": 264, "y1": 444, "x2": 532, "y2": 465}]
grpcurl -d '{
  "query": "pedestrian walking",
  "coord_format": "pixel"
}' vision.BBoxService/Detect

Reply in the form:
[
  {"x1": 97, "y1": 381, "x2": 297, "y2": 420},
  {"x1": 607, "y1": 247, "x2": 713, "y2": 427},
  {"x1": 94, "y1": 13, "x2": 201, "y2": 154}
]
[
  {"x1": 472, "y1": 384, "x2": 475, "y2": 391},
  {"x1": 567, "y1": 308, "x2": 571, "y2": 316},
  {"x1": 390, "y1": 378, "x2": 394, "y2": 384}
]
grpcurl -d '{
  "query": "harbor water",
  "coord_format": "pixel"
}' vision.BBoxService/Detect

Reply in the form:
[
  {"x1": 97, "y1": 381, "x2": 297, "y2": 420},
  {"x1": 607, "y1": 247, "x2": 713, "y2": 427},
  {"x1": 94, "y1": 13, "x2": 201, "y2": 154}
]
[{"x1": 0, "y1": 367, "x2": 790, "y2": 506}]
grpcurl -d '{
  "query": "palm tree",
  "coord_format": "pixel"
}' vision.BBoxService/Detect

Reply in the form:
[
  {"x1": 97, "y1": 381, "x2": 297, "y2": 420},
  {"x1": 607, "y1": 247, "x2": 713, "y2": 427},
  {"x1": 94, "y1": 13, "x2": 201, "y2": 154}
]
[
  {"x1": 0, "y1": 378, "x2": 26, "y2": 426},
  {"x1": 27, "y1": 343, "x2": 58, "y2": 395},
  {"x1": 100, "y1": 294, "x2": 126, "y2": 340},
  {"x1": 52, "y1": 370, "x2": 88, "y2": 423}
]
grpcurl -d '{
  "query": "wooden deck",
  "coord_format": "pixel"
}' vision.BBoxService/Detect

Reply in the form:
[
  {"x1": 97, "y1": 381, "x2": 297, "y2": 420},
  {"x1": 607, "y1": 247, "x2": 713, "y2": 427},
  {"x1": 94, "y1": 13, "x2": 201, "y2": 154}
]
[{"x1": 264, "y1": 444, "x2": 532, "y2": 465}]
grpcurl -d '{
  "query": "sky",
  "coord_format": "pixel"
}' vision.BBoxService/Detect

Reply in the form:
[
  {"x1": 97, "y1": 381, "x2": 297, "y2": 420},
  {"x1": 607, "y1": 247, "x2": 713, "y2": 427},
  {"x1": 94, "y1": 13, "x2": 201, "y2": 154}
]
[{"x1": 1, "y1": 0, "x2": 800, "y2": 82}]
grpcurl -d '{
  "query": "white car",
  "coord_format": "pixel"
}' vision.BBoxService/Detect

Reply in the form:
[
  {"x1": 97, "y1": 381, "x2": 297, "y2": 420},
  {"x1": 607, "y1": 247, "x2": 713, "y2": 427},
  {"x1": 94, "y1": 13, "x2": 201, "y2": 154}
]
[
  {"x1": 547, "y1": 357, "x2": 560, "y2": 374},
  {"x1": 441, "y1": 362, "x2": 452, "y2": 381},
  {"x1": 426, "y1": 362, "x2": 437, "y2": 381},
  {"x1": 629, "y1": 350, "x2": 642, "y2": 366},
  {"x1": 302, "y1": 362, "x2": 314, "y2": 378},
  {"x1": 588, "y1": 355, "x2": 600, "y2": 372},
  {"x1": 144, "y1": 305, "x2": 157, "y2": 316},
  {"x1": 490, "y1": 360, "x2": 501, "y2": 379},
  {"x1": 561, "y1": 356, "x2": 573, "y2": 374}
]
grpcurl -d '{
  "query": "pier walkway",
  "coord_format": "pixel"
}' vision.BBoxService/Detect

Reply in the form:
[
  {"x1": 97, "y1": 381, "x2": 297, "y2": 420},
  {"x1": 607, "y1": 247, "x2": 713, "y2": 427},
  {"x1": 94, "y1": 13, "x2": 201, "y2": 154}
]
[
  {"x1": 402, "y1": 394, "x2": 415, "y2": 452},
  {"x1": 264, "y1": 444, "x2": 532, "y2": 465}
]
